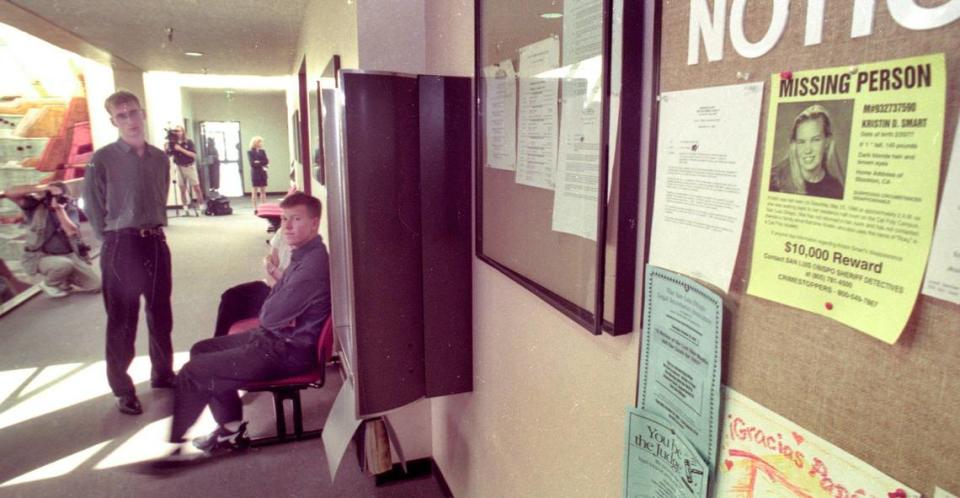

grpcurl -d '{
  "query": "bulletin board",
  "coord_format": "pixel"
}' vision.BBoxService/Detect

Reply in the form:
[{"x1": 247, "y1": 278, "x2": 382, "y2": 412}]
[
  {"x1": 655, "y1": 1, "x2": 960, "y2": 493},
  {"x1": 475, "y1": 0, "x2": 644, "y2": 334}
]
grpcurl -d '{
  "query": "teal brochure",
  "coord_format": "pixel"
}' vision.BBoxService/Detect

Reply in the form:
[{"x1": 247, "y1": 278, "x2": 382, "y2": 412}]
[
  {"x1": 623, "y1": 408, "x2": 708, "y2": 498},
  {"x1": 637, "y1": 265, "x2": 723, "y2": 469}
]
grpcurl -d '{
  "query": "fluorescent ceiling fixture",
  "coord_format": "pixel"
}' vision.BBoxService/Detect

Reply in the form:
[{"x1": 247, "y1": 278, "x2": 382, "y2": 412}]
[
  {"x1": 541, "y1": 12, "x2": 563, "y2": 19},
  {"x1": 1, "y1": 440, "x2": 112, "y2": 488},
  {"x1": 184, "y1": 51, "x2": 203, "y2": 57},
  {"x1": 534, "y1": 54, "x2": 602, "y2": 79}
]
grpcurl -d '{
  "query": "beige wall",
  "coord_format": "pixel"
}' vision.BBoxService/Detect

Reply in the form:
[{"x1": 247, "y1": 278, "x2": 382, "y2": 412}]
[
  {"x1": 188, "y1": 90, "x2": 291, "y2": 194},
  {"x1": 357, "y1": 0, "x2": 426, "y2": 73},
  {"x1": 294, "y1": 2, "x2": 642, "y2": 494},
  {"x1": 421, "y1": 1, "x2": 641, "y2": 496},
  {"x1": 290, "y1": 0, "x2": 359, "y2": 242}
]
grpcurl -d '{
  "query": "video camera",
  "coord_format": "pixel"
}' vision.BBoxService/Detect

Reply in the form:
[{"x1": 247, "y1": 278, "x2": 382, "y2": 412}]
[
  {"x1": 164, "y1": 127, "x2": 179, "y2": 152},
  {"x1": 41, "y1": 189, "x2": 70, "y2": 207}
]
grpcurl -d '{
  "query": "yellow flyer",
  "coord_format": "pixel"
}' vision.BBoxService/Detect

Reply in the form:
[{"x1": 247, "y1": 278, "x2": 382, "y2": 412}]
[{"x1": 747, "y1": 54, "x2": 945, "y2": 343}]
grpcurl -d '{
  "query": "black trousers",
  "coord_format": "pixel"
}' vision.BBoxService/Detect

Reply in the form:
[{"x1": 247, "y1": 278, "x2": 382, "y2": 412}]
[
  {"x1": 213, "y1": 280, "x2": 271, "y2": 337},
  {"x1": 100, "y1": 230, "x2": 175, "y2": 397},
  {"x1": 170, "y1": 331, "x2": 315, "y2": 442}
]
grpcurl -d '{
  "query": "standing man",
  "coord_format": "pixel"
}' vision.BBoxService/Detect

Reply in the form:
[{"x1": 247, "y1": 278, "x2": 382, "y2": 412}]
[
  {"x1": 84, "y1": 90, "x2": 177, "y2": 415},
  {"x1": 165, "y1": 125, "x2": 204, "y2": 208}
]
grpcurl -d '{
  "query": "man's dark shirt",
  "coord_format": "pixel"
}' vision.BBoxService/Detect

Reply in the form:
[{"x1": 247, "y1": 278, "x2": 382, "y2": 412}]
[
  {"x1": 83, "y1": 139, "x2": 169, "y2": 239},
  {"x1": 257, "y1": 234, "x2": 331, "y2": 349},
  {"x1": 167, "y1": 139, "x2": 196, "y2": 166}
]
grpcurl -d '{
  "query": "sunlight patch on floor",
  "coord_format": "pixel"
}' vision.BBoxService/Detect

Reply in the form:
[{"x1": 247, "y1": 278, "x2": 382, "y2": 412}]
[
  {"x1": 0, "y1": 440, "x2": 112, "y2": 488},
  {"x1": 19, "y1": 363, "x2": 84, "y2": 398},
  {"x1": 93, "y1": 417, "x2": 181, "y2": 469},
  {"x1": 0, "y1": 352, "x2": 189, "y2": 431},
  {"x1": 93, "y1": 408, "x2": 217, "y2": 469},
  {"x1": 0, "y1": 368, "x2": 36, "y2": 407}
]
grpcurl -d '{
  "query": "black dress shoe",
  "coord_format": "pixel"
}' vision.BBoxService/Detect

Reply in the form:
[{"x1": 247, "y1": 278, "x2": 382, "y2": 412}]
[
  {"x1": 117, "y1": 395, "x2": 143, "y2": 415},
  {"x1": 150, "y1": 374, "x2": 177, "y2": 389}
]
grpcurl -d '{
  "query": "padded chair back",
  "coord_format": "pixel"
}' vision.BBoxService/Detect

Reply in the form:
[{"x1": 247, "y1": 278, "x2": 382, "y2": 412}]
[{"x1": 317, "y1": 315, "x2": 334, "y2": 365}]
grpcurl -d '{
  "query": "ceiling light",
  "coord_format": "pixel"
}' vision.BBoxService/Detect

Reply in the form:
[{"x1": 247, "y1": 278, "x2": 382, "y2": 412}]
[
  {"x1": 184, "y1": 51, "x2": 203, "y2": 57},
  {"x1": 541, "y1": 12, "x2": 562, "y2": 19}
]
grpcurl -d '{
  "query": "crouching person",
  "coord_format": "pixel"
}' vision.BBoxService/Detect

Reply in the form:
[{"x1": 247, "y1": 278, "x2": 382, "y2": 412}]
[
  {"x1": 1, "y1": 182, "x2": 100, "y2": 297},
  {"x1": 163, "y1": 192, "x2": 330, "y2": 460}
]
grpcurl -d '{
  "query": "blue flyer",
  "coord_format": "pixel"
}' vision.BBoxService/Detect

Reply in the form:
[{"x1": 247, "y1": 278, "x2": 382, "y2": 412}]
[
  {"x1": 623, "y1": 408, "x2": 709, "y2": 498},
  {"x1": 637, "y1": 265, "x2": 723, "y2": 469}
]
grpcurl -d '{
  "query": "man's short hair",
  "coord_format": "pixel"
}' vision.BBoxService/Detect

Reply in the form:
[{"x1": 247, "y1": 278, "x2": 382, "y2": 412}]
[
  {"x1": 280, "y1": 191, "x2": 322, "y2": 219},
  {"x1": 104, "y1": 90, "x2": 142, "y2": 115}
]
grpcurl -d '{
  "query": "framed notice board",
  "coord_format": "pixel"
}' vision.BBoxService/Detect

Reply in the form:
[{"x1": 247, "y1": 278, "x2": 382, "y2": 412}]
[
  {"x1": 474, "y1": 0, "x2": 645, "y2": 335},
  {"x1": 654, "y1": 1, "x2": 960, "y2": 493}
]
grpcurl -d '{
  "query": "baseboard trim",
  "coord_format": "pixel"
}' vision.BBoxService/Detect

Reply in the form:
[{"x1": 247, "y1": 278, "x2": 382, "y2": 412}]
[{"x1": 374, "y1": 457, "x2": 454, "y2": 497}]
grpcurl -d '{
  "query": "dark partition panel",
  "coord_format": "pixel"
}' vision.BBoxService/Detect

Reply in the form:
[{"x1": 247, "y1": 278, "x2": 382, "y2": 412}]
[
  {"x1": 341, "y1": 72, "x2": 426, "y2": 415},
  {"x1": 418, "y1": 75, "x2": 473, "y2": 397}
]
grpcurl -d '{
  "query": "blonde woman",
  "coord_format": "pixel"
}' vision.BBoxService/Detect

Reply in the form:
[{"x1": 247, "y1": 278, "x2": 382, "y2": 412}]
[
  {"x1": 770, "y1": 104, "x2": 845, "y2": 200},
  {"x1": 247, "y1": 136, "x2": 269, "y2": 209}
]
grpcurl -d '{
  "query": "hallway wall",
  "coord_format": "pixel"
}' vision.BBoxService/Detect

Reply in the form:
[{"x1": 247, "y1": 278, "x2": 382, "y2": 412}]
[
  {"x1": 293, "y1": 2, "x2": 641, "y2": 494},
  {"x1": 419, "y1": 2, "x2": 641, "y2": 497}
]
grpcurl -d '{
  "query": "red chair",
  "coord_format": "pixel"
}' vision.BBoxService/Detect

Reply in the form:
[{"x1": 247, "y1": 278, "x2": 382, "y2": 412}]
[
  {"x1": 227, "y1": 315, "x2": 334, "y2": 446},
  {"x1": 255, "y1": 203, "x2": 283, "y2": 232}
]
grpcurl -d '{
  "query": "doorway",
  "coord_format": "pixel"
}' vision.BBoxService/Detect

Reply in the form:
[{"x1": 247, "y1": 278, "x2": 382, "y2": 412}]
[{"x1": 199, "y1": 121, "x2": 244, "y2": 197}]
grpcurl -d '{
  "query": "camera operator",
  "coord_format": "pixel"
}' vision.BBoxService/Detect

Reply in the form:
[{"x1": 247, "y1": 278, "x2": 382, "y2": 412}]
[
  {"x1": 164, "y1": 125, "x2": 204, "y2": 208},
  {"x1": 0, "y1": 182, "x2": 100, "y2": 298}
]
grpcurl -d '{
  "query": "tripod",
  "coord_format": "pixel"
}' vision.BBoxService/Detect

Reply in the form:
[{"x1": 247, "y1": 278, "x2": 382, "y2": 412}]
[{"x1": 173, "y1": 175, "x2": 201, "y2": 217}]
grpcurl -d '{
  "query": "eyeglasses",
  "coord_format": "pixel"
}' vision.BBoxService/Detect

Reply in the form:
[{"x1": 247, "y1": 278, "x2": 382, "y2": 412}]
[{"x1": 111, "y1": 108, "x2": 144, "y2": 123}]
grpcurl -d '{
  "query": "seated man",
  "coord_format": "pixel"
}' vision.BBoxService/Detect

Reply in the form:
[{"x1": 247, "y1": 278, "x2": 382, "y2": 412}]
[
  {"x1": 0, "y1": 182, "x2": 100, "y2": 297},
  {"x1": 212, "y1": 207, "x2": 291, "y2": 338},
  {"x1": 163, "y1": 192, "x2": 330, "y2": 459}
]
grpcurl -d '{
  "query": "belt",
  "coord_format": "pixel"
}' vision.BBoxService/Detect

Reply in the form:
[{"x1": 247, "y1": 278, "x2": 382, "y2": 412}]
[{"x1": 112, "y1": 227, "x2": 164, "y2": 238}]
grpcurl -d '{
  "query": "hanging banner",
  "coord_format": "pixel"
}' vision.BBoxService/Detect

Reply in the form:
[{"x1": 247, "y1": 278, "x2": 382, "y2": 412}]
[{"x1": 747, "y1": 54, "x2": 946, "y2": 343}]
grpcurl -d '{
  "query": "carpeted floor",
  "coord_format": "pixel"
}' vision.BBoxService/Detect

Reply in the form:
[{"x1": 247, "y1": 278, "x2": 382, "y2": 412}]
[{"x1": 0, "y1": 196, "x2": 447, "y2": 497}]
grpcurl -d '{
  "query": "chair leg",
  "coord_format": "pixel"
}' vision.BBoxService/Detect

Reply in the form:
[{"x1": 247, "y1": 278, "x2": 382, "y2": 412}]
[
  {"x1": 291, "y1": 390, "x2": 304, "y2": 437},
  {"x1": 249, "y1": 387, "x2": 323, "y2": 447},
  {"x1": 273, "y1": 391, "x2": 287, "y2": 440}
]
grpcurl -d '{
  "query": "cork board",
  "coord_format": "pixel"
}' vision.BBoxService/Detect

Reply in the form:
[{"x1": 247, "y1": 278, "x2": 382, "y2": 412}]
[
  {"x1": 657, "y1": 1, "x2": 960, "y2": 493},
  {"x1": 476, "y1": 0, "x2": 641, "y2": 333}
]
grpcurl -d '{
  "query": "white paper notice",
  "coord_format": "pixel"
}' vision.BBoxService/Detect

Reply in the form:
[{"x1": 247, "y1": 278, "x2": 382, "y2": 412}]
[
  {"x1": 922, "y1": 117, "x2": 960, "y2": 304},
  {"x1": 321, "y1": 381, "x2": 363, "y2": 481},
  {"x1": 562, "y1": 0, "x2": 602, "y2": 66},
  {"x1": 649, "y1": 82, "x2": 764, "y2": 291},
  {"x1": 553, "y1": 77, "x2": 601, "y2": 240},
  {"x1": 516, "y1": 37, "x2": 560, "y2": 190},
  {"x1": 483, "y1": 60, "x2": 517, "y2": 170}
]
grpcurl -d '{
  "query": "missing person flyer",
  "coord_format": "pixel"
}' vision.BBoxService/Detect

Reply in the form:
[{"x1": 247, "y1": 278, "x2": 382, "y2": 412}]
[
  {"x1": 638, "y1": 266, "x2": 722, "y2": 470},
  {"x1": 747, "y1": 54, "x2": 945, "y2": 344}
]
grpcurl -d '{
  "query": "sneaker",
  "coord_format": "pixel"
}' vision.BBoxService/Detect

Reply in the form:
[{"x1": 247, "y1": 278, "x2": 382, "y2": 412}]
[
  {"x1": 192, "y1": 422, "x2": 249, "y2": 454},
  {"x1": 38, "y1": 281, "x2": 69, "y2": 298}
]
